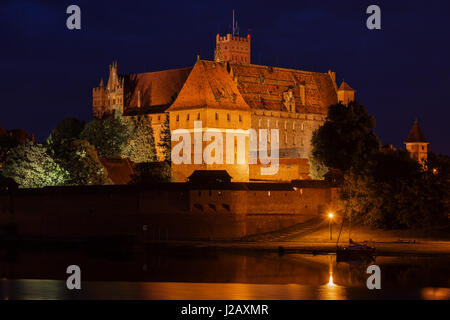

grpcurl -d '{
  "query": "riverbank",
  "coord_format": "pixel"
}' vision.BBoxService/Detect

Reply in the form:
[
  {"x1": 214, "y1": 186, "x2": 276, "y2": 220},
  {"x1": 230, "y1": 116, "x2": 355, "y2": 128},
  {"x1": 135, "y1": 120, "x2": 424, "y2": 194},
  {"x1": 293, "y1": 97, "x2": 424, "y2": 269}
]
[{"x1": 143, "y1": 224, "x2": 450, "y2": 256}]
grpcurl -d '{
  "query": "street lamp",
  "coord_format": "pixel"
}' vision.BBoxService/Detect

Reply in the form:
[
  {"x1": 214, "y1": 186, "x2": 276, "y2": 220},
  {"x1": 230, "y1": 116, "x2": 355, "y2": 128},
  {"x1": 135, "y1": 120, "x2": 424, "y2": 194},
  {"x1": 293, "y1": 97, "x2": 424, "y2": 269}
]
[{"x1": 328, "y1": 213, "x2": 334, "y2": 240}]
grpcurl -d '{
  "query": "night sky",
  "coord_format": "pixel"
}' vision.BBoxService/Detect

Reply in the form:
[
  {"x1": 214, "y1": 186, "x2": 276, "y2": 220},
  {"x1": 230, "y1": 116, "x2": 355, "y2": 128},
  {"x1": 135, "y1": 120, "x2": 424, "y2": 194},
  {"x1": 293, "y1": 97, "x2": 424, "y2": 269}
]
[{"x1": 1, "y1": 0, "x2": 449, "y2": 155}]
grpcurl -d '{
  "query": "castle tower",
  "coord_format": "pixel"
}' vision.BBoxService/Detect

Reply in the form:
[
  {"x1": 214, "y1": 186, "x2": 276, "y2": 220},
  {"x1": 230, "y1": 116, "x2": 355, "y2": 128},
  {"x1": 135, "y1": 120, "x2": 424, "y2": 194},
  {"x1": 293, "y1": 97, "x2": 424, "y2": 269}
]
[
  {"x1": 337, "y1": 81, "x2": 355, "y2": 105},
  {"x1": 167, "y1": 60, "x2": 252, "y2": 182},
  {"x1": 92, "y1": 61, "x2": 125, "y2": 118},
  {"x1": 404, "y1": 119, "x2": 429, "y2": 165},
  {"x1": 215, "y1": 33, "x2": 251, "y2": 64},
  {"x1": 92, "y1": 78, "x2": 108, "y2": 118}
]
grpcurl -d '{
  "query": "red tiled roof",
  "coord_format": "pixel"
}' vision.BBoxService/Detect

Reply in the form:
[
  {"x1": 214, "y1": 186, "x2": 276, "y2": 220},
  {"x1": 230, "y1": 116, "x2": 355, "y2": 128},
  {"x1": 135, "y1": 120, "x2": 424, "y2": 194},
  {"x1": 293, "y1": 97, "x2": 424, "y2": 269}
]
[
  {"x1": 168, "y1": 60, "x2": 251, "y2": 111},
  {"x1": 100, "y1": 157, "x2": 135, "y2": 185},
  {"x1": 338, "y1": 81, "x2": 354, "y2": 91},
  {"x1": 405, "y1": 120, "x2": 428, "y2": 143},
  {"x1": 229, "y1": 63, "x2": 338, "y2": 115},
  {"x1": 123, "y1": 60, "x2": 340, "y2": 115},
  {"x1": 123, "y1": 67, "x2": 192, "y2": 114}
]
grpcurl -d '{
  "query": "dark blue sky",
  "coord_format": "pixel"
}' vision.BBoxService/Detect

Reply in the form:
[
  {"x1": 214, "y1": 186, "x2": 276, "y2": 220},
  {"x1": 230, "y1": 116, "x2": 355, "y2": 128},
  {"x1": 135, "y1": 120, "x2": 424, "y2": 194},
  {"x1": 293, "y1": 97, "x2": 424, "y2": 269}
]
[{"x1": 1, "y1": 0, "x2": 449, "y2": 154}]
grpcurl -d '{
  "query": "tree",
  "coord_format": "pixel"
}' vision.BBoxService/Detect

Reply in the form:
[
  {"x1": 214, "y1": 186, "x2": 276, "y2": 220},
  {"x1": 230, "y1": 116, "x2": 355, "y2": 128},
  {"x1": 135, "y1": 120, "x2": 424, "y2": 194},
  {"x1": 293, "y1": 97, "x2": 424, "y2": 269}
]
[
  {"x1": 124, "y1": 115, "x2": 157, "y2": 163},
  {"x1": 129, "y1": 161, "x2": 171, "y2": 184},
  {"x1": 1, "y1": 141, "x2": 69, "y2": 188},
  {"x1": 158, "y1": 113, "x2": 171, "y2": 162},
  {"x1": 80, "y1": 116, "x2": 131, "y2": 158},
  {"x1": 343, "y1": 150, "x2": 448, "y2": 229},
  {"x1": 0, "y1": 132, "x2": 18, "y2": 164},
  {"x1": 308, "y1": 152, "x2": 328, "y2": 179},
  {"x1": 50, "y1": 139, "x2": 112, "y2": 185},
  {"x1": 47, "y1": 117, "x2": 86, "y2": 145},
  {"x1": 311, "y1": 101, "x2": 381, "y2": 174},
  {"x1": 0, "y1": 127, "x2": 31, "y2": 164}
]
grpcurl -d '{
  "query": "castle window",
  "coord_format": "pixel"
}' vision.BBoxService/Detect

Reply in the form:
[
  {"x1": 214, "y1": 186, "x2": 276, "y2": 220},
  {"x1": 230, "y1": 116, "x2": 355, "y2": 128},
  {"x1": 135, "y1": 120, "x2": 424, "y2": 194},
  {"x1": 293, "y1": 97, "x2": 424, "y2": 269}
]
[
  {"x1": 268, "y1": 191, "x2": 271, "y2": 197},
  {"x1": 197, "y1": 113, "x2": 200, "y2": 120},
  {"x1": 176, "y1": 114, "x2": 179, "y2": 122},
  {"x1": 227, "y1": 114, "x2": 230, "y2": 121},
  {"x1": 158, "y1": 116, "x2": 161, "y2": 121},
  {"x1": 285, "y1": 134, "x2": 288, "y2": 144},
  {"x1": 258, "y1": 119, "x2": 262, "y2": 127},
  {"x1": 186, "y1": 114, "x2": 190, "y2": 121},
  {"x1": 301, "y1": 123, "x2": 304, "y2": 131},
  {"x1": 215, "y1": 113, "x2": 219, "y2": 120},
  {"x1": 284, "y1": 121, "x2": 287, "y2": 130},
  {"x1": 239, "y1": 114, "x2": 242, "y2": 122}
]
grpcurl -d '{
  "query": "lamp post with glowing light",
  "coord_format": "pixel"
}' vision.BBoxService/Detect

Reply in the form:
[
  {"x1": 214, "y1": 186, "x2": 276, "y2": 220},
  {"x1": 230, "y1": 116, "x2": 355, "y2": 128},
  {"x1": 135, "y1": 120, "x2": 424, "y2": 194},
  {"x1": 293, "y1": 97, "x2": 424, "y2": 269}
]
[{"x1": 328, "y1": 213, "x2": 334, "y2": 240}]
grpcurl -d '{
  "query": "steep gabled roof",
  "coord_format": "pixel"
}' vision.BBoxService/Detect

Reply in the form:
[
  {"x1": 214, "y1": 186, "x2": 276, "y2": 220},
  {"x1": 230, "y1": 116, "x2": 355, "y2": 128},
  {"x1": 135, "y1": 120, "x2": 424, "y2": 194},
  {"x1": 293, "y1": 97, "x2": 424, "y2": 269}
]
[
  {"x1": 167, "y1": 60, "x2": 251, "y2": 111},
  {"x1": 338, "y1": 81, "x2": 354, "y2": 91},
  {"x1": 123, "y1": 67, "x2": 192, "y2": 115},
  {"x1": 100, "y1": 157, "x2": 135, "y2": 185},
  {"x1": 405, "y1": 120, "x2": 428, "y2": 143},
  {"x1": 228, "y1": 63, "x2": 338, "y2": 115}
]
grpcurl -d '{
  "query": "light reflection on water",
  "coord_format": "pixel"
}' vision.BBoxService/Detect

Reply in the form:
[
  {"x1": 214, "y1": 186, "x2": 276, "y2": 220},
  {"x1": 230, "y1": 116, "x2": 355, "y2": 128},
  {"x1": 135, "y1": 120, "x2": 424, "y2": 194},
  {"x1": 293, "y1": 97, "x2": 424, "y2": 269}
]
[
  {"x1": 3, "y1": 280, "x2": 448, "y2": 300},
  {"x1": 0, "y1": 248, "x2": 449, "y2": 300}
]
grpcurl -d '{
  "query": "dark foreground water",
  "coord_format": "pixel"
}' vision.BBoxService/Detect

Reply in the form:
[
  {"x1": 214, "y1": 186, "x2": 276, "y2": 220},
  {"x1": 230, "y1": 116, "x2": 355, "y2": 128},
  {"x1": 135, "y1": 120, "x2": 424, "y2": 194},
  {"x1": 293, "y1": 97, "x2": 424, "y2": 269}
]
[{"x1": 0, "y1": 246, "x2": 449, "y2": 300}]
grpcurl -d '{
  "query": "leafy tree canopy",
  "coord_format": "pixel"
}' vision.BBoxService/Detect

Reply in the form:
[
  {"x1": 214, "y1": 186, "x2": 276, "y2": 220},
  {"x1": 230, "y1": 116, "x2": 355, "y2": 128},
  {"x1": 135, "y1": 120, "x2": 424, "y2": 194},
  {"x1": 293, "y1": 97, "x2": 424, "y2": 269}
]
[
  {"x1": 50, "y1": 139, "x2": 112, "y2": 186},
  {"x1": 129, "y1": 161, "x2": 171, "y2": 184},
  {"x1": 311, "y1": 101, "x2": 381, "y2": 174},
  {"x1": 124, "y1": 116, "x2": 157, "y2": 163},
  {"x1": 343, "y1": 150, "x2": 449, "y2": 229},
  {"x1": 80, "y1": 116, "x2": 131, "y2": 158},
  {"x1": 158, "y1": 113, "x2": 171, "y2": 162},
  {"x1": 308, "y1": 152, "x2": 328, "y2": 180},
  {"x1": 47, "y1": 117, "x2": 86, "y2": 145},
  {"x1": 1, "y1": 141, "x2": 69, "y2": 188}
]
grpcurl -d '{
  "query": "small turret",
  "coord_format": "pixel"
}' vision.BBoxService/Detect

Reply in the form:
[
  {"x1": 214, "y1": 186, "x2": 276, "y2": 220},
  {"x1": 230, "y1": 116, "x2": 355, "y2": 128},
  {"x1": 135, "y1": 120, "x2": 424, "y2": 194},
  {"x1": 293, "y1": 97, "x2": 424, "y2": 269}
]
[
  {"x1": 404, "y1": 119, "x2": 429, "y2": 166},
  {"x1": 337, "y1": 81, "x2": 355, "y2": 105}
]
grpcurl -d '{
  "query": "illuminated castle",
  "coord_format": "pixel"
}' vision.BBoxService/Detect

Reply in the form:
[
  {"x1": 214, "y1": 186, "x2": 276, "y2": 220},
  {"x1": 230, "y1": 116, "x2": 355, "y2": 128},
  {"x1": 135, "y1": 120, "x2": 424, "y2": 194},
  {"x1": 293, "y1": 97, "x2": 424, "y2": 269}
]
[{"x1": 92, "y1": 32, "x2": 355, "y2": 182}]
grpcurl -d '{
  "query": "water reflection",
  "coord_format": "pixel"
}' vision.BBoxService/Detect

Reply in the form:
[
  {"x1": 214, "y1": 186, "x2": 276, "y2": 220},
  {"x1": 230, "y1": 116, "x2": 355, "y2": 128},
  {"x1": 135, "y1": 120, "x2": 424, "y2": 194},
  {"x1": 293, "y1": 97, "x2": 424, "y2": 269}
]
[{"x1": 0, "y1": 246, "x2": 448, "y2": 300}]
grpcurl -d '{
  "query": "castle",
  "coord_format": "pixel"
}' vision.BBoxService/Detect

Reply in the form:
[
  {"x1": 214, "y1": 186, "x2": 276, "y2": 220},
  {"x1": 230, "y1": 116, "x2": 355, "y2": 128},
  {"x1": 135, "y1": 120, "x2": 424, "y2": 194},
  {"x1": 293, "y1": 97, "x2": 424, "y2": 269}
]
[{"x1": 92, "y1": 32, "x2": 356, "y2": 182}]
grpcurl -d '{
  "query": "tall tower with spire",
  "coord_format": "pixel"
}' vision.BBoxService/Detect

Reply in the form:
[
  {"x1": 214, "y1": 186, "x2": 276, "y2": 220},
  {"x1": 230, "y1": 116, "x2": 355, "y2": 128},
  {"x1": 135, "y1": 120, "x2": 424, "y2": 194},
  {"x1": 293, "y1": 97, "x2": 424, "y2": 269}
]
[
  {"x1": 404, "y1": 119, "x2": 429, "y2": 165},
  {"x1": 214, "y1": 11, "x2": 251, "y2": 64}
]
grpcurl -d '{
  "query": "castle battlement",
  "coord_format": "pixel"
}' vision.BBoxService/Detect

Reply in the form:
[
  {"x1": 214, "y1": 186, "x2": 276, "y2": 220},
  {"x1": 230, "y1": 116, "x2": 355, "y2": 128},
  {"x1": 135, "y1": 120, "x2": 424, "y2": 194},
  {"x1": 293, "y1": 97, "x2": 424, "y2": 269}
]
[
  {"x1": 215, "y1": 33, "x2": 251, "y2": 64},
  {"x1": 216, "y1": 34, "x2": 251, "y2": 43}
]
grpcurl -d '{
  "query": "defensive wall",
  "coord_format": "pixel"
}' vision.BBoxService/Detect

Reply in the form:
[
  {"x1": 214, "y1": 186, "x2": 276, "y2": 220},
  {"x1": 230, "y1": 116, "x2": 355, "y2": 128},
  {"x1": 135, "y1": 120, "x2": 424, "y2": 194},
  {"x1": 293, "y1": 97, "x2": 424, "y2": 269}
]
[{"x1": 0, "y1": 180, "x2": 339, "y2": 241}]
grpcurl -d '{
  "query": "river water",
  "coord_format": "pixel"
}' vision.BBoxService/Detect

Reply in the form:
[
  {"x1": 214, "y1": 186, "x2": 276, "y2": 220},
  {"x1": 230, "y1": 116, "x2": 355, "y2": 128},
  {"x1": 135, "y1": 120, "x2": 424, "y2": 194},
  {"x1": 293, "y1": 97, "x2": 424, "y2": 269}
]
[{"x1": 0, "y1": 247, "x2": 448, "y2": 300}]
